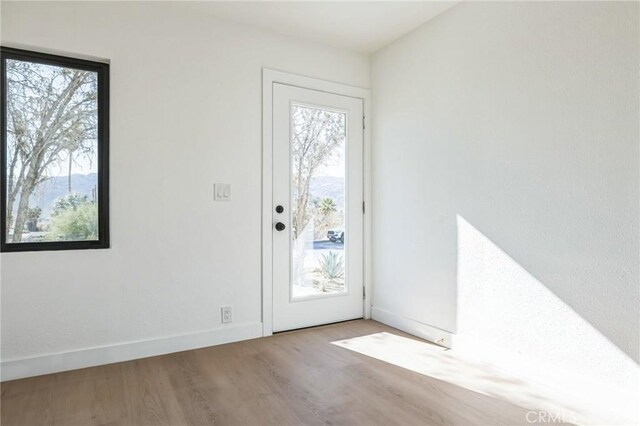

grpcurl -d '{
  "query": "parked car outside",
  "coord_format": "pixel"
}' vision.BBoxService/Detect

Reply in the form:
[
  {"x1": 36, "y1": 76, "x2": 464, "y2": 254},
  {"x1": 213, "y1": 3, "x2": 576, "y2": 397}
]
[{"x1": 327, "y1": 229, "x2": 344, "y2": 243}]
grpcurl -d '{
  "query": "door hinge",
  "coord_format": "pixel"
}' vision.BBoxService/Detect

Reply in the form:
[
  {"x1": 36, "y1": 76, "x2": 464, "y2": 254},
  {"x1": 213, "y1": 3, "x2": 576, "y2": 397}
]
[
  {"x1": 363, "y1": 115, "x2": 366, "y2": 130},
  {"x1": 362, "y1": 201, "x2": 365, "y2": 214},
  {"x1": 363, "y1": 287, "x2": 366, "y2": 300}
]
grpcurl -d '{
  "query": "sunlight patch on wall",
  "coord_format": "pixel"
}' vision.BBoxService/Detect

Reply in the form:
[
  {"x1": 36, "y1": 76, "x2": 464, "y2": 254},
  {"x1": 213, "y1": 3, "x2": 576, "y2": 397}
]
[{"x1": 455, "y1": 215, "x2": 639, "y2": 424}]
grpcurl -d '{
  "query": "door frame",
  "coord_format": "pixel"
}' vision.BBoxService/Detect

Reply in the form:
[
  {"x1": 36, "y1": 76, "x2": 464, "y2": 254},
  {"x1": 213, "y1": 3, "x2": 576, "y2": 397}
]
[{"x1": 262, "y1": 69, "x2": 371, "y2": 336}]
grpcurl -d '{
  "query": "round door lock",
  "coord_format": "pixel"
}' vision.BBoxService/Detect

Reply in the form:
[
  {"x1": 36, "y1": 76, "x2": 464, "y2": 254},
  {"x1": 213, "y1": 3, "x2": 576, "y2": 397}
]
[
  {"x1": 275, "y1": 205, "x2": 284, "y2": 214},
  {"x1": 275, "y1": 222, "x2": 286, "y2": 231}
]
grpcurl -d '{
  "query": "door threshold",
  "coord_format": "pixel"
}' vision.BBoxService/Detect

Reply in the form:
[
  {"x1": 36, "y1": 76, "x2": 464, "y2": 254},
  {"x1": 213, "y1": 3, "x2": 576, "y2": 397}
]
[{"x1": 273, "y1": 317, "x2": 365, "y2": 335}]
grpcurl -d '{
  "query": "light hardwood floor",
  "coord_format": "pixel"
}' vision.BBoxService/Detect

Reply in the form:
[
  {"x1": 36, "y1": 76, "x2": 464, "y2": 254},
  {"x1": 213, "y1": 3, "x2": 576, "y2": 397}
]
[{"x1": 1, "y1": 320, "x2": 536, "y2": 426}]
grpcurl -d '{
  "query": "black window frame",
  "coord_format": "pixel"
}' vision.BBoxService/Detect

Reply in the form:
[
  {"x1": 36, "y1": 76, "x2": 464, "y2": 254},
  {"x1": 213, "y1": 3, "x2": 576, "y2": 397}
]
[{"x1": 0, "y1": 47, "x2": 110, "y2": 252}]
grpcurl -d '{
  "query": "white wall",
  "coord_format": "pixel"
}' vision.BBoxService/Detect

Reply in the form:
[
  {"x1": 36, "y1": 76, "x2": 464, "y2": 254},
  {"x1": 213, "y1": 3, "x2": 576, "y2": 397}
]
[
  {"x1": 371, "y1": 0, "x2": 639, "y2": 405},
  {"x1": 0, "y1": 1, "x2": 369, "y2": 377},
  {"x1": 2, "y1": 2, "x2": 638, "y2": 411}
]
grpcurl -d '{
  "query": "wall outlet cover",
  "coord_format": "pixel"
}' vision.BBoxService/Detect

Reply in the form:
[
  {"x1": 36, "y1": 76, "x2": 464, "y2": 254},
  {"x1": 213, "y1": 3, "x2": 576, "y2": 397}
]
[{"x1": 221, "y1": 306, "x2": 232, "y2": 323}]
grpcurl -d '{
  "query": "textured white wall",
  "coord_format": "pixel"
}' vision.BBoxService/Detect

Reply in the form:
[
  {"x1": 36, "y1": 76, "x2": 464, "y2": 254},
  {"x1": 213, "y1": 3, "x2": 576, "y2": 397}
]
[
  {"x1": 0, "y1": 1, "x2": 369, "y2": 361},
  {"x1": 371, "y1": 0, "x2": 639, "y2": 398}
]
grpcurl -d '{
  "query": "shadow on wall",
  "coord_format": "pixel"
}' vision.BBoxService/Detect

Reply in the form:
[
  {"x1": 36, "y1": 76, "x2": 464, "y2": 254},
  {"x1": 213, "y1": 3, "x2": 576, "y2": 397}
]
[{"x1": 455, "y1": 215, "x2": 639, "y2": 399}]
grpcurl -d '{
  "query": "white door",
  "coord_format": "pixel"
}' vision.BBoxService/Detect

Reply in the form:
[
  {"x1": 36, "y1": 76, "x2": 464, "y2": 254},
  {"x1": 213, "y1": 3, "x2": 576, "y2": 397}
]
[{"x1": 272, "y1": 83, "x2": 364, "y2": 332}]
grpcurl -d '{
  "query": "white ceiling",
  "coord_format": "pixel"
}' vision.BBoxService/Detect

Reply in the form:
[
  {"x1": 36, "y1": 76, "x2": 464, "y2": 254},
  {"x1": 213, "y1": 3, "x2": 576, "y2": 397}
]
[{"x1": 183, "y1": 1, "x2": 459, "y2": 54}]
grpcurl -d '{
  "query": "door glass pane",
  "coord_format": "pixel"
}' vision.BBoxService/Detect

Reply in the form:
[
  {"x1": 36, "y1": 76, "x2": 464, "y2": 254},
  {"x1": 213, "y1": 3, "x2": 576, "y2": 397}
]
[{"x1": 291, "y1": 105, "x2": 346, "y2": 299}]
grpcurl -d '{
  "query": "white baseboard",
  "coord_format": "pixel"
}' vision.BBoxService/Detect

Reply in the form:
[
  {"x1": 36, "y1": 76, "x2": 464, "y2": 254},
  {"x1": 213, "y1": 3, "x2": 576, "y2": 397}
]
[
  {"x1": 1, "y1": 322, "x2": 263, "y2": 382},
  {"x1": 371, "y1": 307, "x2": 453, "y2": 348},
  {"x1": 371, "y1": 308, "x2": 638, "y2": 424}
]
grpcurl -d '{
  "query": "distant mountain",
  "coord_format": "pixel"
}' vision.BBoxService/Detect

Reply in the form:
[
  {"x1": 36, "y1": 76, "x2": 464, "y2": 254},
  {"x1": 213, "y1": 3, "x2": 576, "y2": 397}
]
[
  {"x1": 310, "y1": 176, "x2": 345, "y2": 209},
  {"x1": 29, "y1": 173, "x2": 98, "y2": 219}
]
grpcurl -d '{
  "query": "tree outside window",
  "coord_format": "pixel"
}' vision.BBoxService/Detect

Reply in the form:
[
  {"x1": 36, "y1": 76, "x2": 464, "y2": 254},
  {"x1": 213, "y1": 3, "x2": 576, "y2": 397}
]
[{"x1": 1, "y1": 47, "x2": 109, "y2": 252}]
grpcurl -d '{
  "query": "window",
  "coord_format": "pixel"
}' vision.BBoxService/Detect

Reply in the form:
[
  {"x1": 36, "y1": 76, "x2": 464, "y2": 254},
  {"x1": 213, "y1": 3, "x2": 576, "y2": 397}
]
[{"x1": 1, "y1": 47, "x2": 109, "y2": 252}]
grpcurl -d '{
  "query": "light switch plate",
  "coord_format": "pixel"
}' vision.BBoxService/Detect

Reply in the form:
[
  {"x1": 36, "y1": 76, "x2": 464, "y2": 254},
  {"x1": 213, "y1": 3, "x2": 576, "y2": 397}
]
[{"x1": 214, "y1": 183, "x2": 231, "y2": 201}]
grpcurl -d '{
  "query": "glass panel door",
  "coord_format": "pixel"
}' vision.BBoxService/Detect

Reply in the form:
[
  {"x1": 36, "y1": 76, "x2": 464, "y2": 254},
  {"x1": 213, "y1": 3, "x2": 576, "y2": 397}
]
[{"x1": 272, "y1": 83, "x2": 363, "y2": 332}]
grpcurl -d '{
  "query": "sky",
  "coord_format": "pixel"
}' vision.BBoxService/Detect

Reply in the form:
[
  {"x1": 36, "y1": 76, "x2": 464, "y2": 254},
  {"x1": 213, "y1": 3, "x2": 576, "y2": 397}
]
[{"x1": 47, "y1": 147, "x2": 98, "y2": 177}]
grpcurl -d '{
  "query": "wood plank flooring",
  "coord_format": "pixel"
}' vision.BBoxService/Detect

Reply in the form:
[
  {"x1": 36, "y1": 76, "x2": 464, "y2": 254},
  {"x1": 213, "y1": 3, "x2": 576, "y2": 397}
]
[{"x1": 1, "y1": 320, "x2": 535, "y2": 425}]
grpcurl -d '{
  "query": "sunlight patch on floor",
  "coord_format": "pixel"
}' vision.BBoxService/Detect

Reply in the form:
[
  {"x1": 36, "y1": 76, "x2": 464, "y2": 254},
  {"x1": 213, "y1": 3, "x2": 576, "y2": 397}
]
[{"x1": 332, "y1": 332, "x2": 632, "y2": 425}]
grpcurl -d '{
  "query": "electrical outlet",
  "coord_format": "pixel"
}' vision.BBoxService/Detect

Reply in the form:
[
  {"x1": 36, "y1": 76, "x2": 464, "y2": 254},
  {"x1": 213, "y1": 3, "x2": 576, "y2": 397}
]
[{"x1": 221, "y1": 306, "x2": 232, "y2": 324}]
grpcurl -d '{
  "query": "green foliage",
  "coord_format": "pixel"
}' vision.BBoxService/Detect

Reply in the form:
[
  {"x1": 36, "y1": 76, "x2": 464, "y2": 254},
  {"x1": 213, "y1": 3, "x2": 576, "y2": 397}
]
[
  {"x1": 317, "y1": 197, "x2": 337, "y2": 216},
  {"x1": 26, "y1": 206, "x2": 42, "y2": 219},
  {"x1": 52, "y1": 193, "x2": 90, "y2": 217},
  {"x1": 49, "y1": 196, "x2": 98, "y2": 241},
  {"x1": 25, "y1": 206, "x2": 42, "y2": 232},
  {"x1": 311, "y1": 197, "x2": 342, "y2": 239},
  {"x1": 318, "y1": 251, "x2": 345, "y2": 280}
]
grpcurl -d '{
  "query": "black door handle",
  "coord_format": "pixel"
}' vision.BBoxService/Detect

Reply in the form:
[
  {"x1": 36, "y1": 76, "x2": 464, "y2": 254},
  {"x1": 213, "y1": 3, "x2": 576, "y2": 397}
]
[{"x1": 275, "y1": 222, "x2": 286, "y2": 231}]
